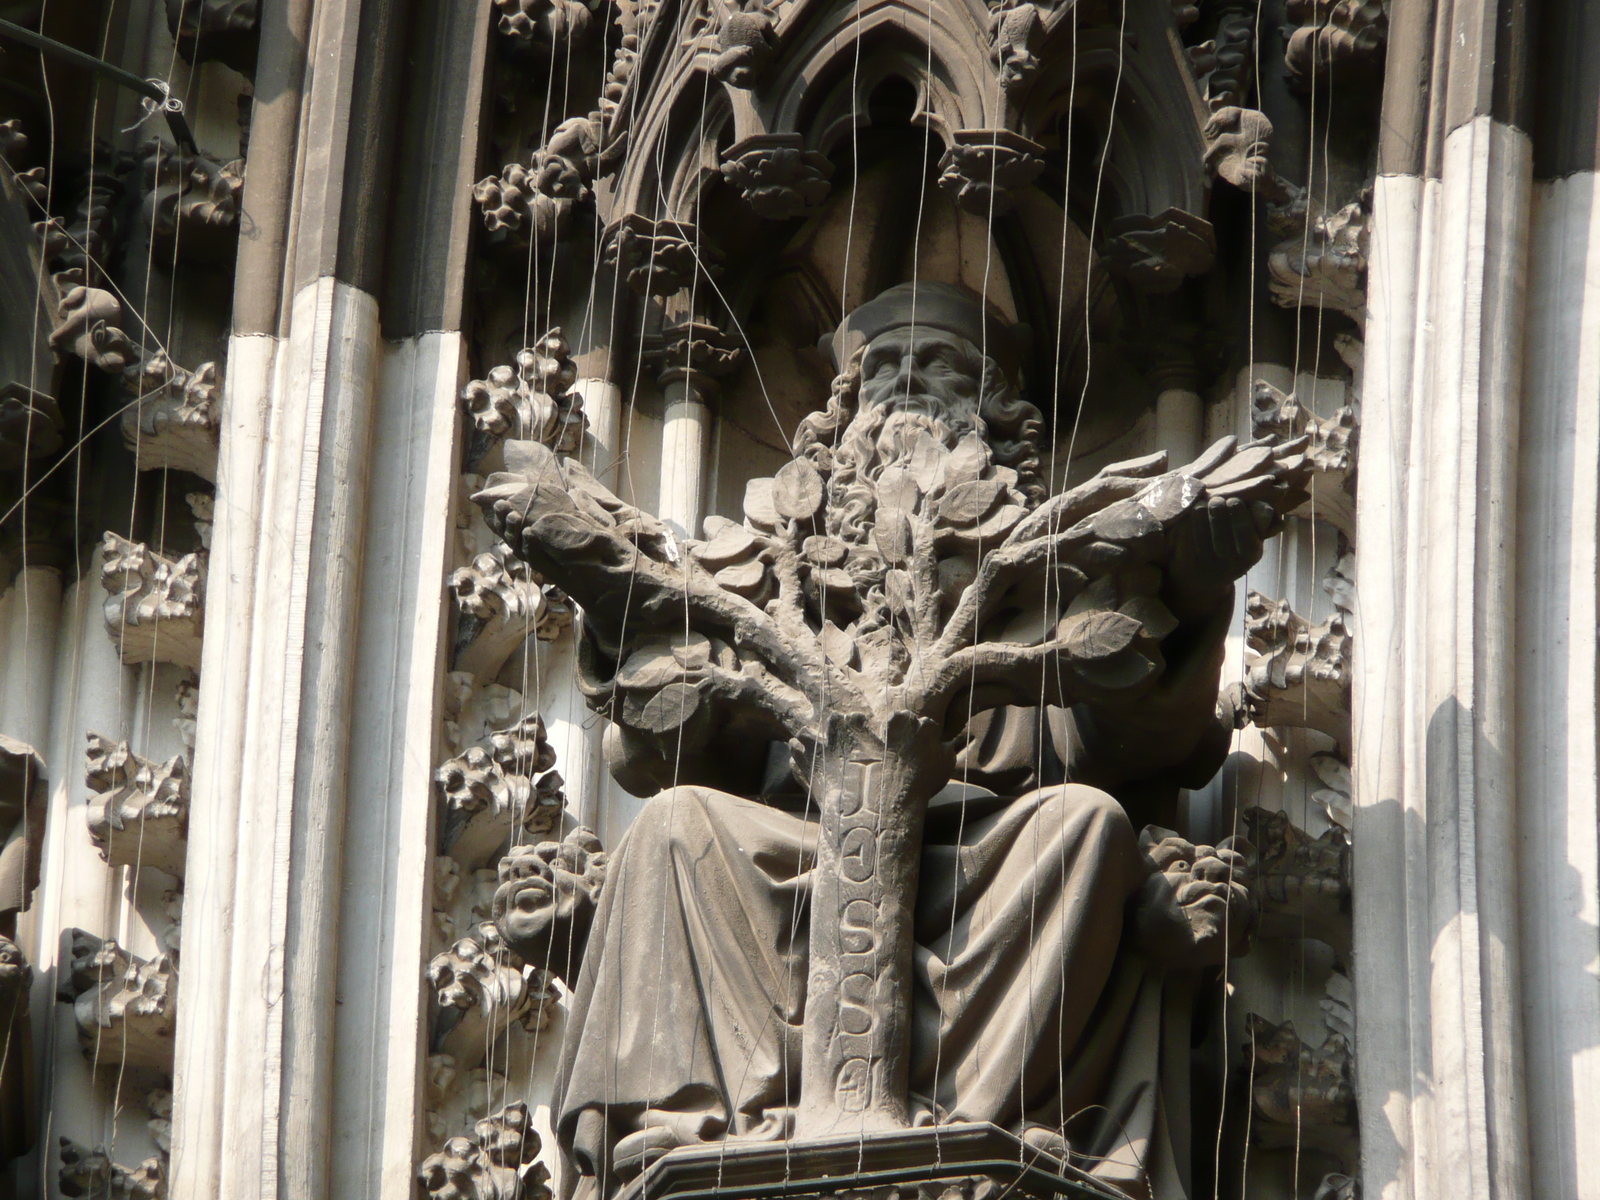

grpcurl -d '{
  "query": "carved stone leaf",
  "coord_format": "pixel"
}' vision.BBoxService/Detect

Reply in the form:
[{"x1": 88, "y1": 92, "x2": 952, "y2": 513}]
[
  {"x1": 938, "y1": 479, "x2": 1003, "y2": 527},
  {"x1": 714, "y1": 558, "x2": 768, "y2": 595},
  {"x1": 634, "y1": 681, "x2": 701, "y2": 733},
  {"x1": 1059, "y1": 609, "x2": 1143, "y2": 661},
  {"x1": 873, "y1": 512, "x2": 914, "y2": 565},
  {"x1": 773, "y1": 458, "x2": 824, "y2": 520}
]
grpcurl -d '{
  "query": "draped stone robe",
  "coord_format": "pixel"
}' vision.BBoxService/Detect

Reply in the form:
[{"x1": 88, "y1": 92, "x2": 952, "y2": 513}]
[{"x1": 555, "y1": 706, "x2": 1214, "y2": 1200}]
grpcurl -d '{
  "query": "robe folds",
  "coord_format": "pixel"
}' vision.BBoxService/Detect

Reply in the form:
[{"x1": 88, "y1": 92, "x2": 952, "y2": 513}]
[{"x1": 555, "y1": 781, "x2": 1190, "y2": 1200}]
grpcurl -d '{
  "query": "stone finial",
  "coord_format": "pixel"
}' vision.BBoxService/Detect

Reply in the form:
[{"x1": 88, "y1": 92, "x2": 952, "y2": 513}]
[
  {"x1": 100, "y1": 533, "x2": 206, "y2": 670},
  {"x1": 720, "y1": 134, "x2": 832, "y2": 220},
  {"x1": 936, "y1": 130, "x2": 1045, "y2": 215},
  {"x1": 84, "y1": 734, "x2": 190, "y2": 877}
]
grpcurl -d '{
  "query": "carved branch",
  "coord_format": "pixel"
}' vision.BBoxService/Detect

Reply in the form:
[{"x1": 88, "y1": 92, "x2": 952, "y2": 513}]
[
  {"x1": 121, "y1": 353, "x2": 222, "y2": 480},
  {"x1": 100, "y1": 533, "x2": 206, "y2": 670},
  {"x1": 1242, "y1": 592, "x2": 1351, "y2": 743},
  {"x1": 84, "y1": 734, "x2": 189, "y2": 877},
  {"x1": 63, "y1": 930, "x2": 176, "y2": 1071}
]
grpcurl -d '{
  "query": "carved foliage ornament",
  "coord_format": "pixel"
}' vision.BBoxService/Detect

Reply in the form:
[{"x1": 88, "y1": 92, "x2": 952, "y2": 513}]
[
  {"x1": 474, "y1": 117, "x2": 614, "y2": 244},
  {"x1": 1283, "y1": 0, "x2": 1388, "y2": 89},
  {"x1": 122, "y1": 352, "x2": 222, "y2": 480},
  {"x1": 935, "y1": 131, "x2": 1045, "y2": 216},
  {"x1": 435, "y1": 713, "x2": 565, "y2": 867},
  {"x1": 100, "y1": 532, "x2": 206, "y2": 671},
  {"x1": 417, "y1": 1103, "x2": 552, "y2": 1200},
  {"x1": 461, "y1": 329, "x2": 588, "y2": 451},
  {"x1": 62, "y1": 930, "x2": 176, "y2": 1071},
  {"x1": 1242, "y1": 590, "x2": 1350, "y2": 743},
  {"x1": 84, "y1": 734, "x2": 189, "y2": 877},
  {"x1": 602, "y1": 214, "x2": 717, "y2": 297},
  {"x1": 720, "y1": 135, "x2": 833, "y2": 221}
]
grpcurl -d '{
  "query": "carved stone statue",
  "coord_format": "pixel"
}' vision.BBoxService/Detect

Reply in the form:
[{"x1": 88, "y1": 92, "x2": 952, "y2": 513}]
[{"x1": 475, "y1": 284, "x2": 1310, "y2": 1200}]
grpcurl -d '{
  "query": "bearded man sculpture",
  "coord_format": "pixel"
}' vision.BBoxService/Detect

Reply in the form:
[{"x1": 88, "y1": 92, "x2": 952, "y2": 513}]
[{"x1": 474, "y1": 283, "x2": 1310, "y2": 1200}]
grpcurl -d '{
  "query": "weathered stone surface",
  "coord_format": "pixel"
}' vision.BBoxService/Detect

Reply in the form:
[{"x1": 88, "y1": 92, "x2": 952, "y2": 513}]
[
  {"x1": 475, "y1": 283, "x2": 1308, "y2": 1183},
  {"x1": 63, "y1": 930, "x2": 176, "y2": 1071},
  {"x1": 84, "y1": 734, "x2": 189, "y2": 877},
  {"x1": 1242, "y1": 592, "x2": 1351, "y2": 743},
  {"x1": 100, "y1": 533, "x2": 206, "y2": 670}
]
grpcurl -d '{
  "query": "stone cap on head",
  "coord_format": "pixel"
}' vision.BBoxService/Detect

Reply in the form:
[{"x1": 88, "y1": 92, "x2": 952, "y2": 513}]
[{"x1": 824, "y1": 282, "x2": 1026, "y2": 384}]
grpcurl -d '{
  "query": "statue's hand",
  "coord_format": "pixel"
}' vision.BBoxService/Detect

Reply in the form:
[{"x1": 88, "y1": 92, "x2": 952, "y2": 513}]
[
  {"x1": 1131, "y1": 826, "x2": 1255, "y2": 966},
  {"x1": 1164, "y1": 494, "x2": 1271, "y2": 621},
  {"x1": 492, "y1": 828, "x2": 607, "y2": 980}
]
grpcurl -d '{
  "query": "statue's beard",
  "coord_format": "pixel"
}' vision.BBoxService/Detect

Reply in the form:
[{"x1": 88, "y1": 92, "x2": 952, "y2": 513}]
[{"x1": 850, "y1": 405, "x2": 981, "y2": 485}]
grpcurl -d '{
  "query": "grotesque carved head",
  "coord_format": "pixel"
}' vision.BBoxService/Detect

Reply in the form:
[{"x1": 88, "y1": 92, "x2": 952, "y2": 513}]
[{"x1": 1203, "y1": 106, "x2": 1275, "y2": 192}]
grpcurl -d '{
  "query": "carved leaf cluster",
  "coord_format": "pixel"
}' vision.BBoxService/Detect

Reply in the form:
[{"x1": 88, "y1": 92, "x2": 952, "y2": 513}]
[
  {"x1": 100, "y1": 532, "x2": 207, "y2": 670},
  {"x1": 84, "y1": 734, "x2": 190, "y2": 877},
  {"x1": 417, "y1": 1103, "x2": 551, "y2": 1200},
  {"x1": 462, "y1": 329, "x2": 588, "y2": 451},
  {"x1": 1242, "y1": 591, "x2": 1351, "y2": 743},
  {"x1": 63, "y1": 930, "x2": 177, "y2": 1071},
  {"x1": 435, "y1": 714, "x2": 565, "y2": 866}
]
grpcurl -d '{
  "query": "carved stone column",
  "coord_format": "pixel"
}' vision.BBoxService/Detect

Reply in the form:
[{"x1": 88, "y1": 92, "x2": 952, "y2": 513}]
[
  {"x1": 1352, "y1": 0, "x2": 1534, "y2": 1195},
  {"x1": 647, "y1": 323, "x2": 742, "y2": 538}
]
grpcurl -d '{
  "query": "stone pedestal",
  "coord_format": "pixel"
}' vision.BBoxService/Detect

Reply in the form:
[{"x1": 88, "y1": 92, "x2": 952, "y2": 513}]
[{"x1": 618, "y1": 1125, "x2": 1131, "y2": 1200}]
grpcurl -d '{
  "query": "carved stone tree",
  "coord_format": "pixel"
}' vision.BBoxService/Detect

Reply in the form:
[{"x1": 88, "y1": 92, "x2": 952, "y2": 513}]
[{"x1": 474, "y1": 291, "x2": 1312, "y2": 1137}]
